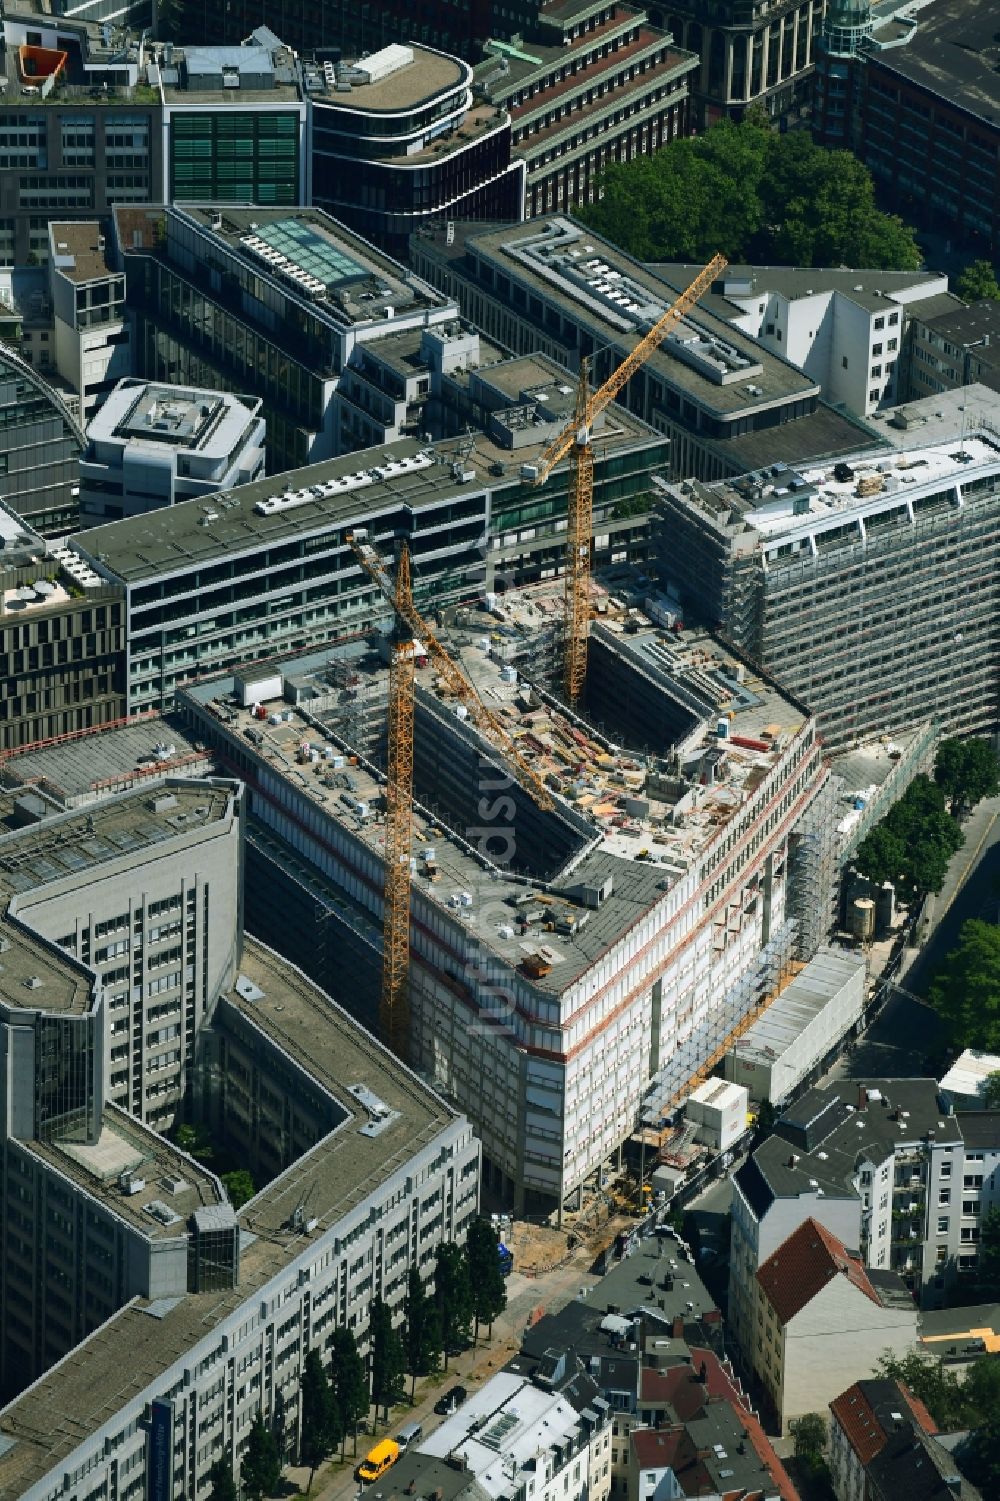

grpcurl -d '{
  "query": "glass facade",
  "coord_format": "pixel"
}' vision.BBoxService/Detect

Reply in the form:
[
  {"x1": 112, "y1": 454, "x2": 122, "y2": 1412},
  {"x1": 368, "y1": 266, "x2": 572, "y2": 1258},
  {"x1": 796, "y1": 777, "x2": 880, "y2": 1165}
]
[
  {"x1": 170, "y1": 111, "x2": 300, "y2": 205},
  {"x1": 35, "y1": 1015, "x2": 99, "y2": 1145}
]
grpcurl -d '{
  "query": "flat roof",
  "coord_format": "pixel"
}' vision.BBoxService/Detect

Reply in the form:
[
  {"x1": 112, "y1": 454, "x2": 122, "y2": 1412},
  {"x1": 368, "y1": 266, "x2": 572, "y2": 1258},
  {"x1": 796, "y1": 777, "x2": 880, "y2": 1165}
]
[
  {"x1": 869, "y1": 0, "x2": 1000, "y2": 123},
  {"x1": 0, "y1": 914, "x2": 91, "y2": 1016},
  {"x1": 939, "y1": 1049, "x2": 1000, "y2": 1101},
  {"x1": 649, "y1": 261, "x2": 941, "y2": 316},
  {"x1": 0, "y1": 715, "x2": 211, "y2": 805},
  {"x1": 731, "y1": 947, "x2": 865, "y2": 1067},
  {"x1": 49, "y1": 222, "x2": 117, "y2": 285},
  {"x1": 72, "y1": 399, "x2": 660, "y2": 583},
  {"x1": 311, "y1": 43, "x2": 466, "y2": 111},
  {"x1": 89, "y1": 380, "x2": 260, "y2": 455},
  {"x1": 27, "y1": 1104, "x2": 228, "y2": 1239},
  {"x1": 872, "y1": 385, "x2": 1000, "y2": 448},
  {"x1": 0, "y1": 936, "x2": 463, "y2": 1498}
]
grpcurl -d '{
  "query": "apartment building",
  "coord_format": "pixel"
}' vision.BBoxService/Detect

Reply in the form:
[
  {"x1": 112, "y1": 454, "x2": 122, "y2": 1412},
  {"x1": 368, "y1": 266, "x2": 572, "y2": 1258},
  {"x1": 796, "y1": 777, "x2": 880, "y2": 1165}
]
[
  {"x1": 310, "y1": 43, "x2": 523, "y2": 262},
  {"x1": 829, "y1": 1378, "x2": 939, "y2": 1501},
  {"x1": 651, "y1": 427, "x2": 1000, "y2": 750},
  {"x1": 476, "y1": 3, "x2": 698, "y2": 219},
  {"x1": 71, "y1": 396, "x2": 667, "y2": 715},
  {"x1": 410, "y1": 216, "x2": 879, "y2": 482},
  {"x1": 0, "y1": 520, "x2": 126, "y2": 751},
  {"x1": 902, "y1": 298, "x2": 1000, "y2": 404},
  {"x1": 729, "y1": 1081, "x2": 999, "y2": 1369},
  {"x1": 79, "y1": 379, "x2": 265, "y2": 523},
  {"x1": 648, "y1": 0, "x2": 825, "y2": 125},
  {"x1": 173, "y1": 576, "x2": 832, "y2": 1216},
  {"x1": 752, "y1": 1218, "x2": 917, "y2": 1434},
  {"x1": 0, "y1": 936, "x2": 479, "y2": 1498}
]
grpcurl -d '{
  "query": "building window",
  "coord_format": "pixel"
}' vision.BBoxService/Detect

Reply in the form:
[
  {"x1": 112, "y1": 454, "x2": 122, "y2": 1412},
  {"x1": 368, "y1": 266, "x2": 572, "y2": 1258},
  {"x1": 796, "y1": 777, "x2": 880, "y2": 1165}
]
[
  {"x1": 842, "y1": 356, "x2": 849, "y2": 368},
  {"x1": 937, "y1": 1216, "x2": 949, "y2": 1233}
]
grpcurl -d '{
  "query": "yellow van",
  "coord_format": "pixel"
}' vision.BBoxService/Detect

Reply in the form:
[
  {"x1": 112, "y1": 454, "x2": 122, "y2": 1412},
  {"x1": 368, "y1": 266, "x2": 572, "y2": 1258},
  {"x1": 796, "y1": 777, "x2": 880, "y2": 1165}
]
[{"x1": 358, "y1": 1438, "x2": 400, "y2": 1483}]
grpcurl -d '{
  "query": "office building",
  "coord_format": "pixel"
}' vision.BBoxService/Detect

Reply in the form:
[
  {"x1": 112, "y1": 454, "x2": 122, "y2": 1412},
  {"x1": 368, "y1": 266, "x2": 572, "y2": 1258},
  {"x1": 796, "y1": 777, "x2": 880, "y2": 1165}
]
[
  {"x1": 0, "y1": 342, "x2": 84, "y2": 535},
  {"x1": 171, "y1": 573, "x2": 833, "y2": 1216},
  {"x1": 651, "y1": 427, "x2": 1000, "y2": 751},
  {"x1": 71, "y1": 388, "x2": 667, "y2": 714},
  {"x1": 0, "y1": 713, "x2": 212, "y2": 808},
  {"x1": 648, "y1": 260, "x2": 950, "y2": 421},
  {"x1": 156, "y1": 28, "x2": 310, "y2": 208},
  {"x1": 752, "y1": 1218, "x2": 917, "y2": 1434},
  {"x1": 79, "y1": 379, "x2": 265, "y2": 523},
  {"x1": 647, "y1": 0, "x2": 826, "y2": 125},
  {"x1": 729, "y1": 1079, "x2": 1000, "y2": 1370},
  {"x1": 47, "y1": 221, "x2": 130, "y2": 422},
  {"x1": 813, "y1": 0, "x2": 1000, "y2": 256},
  {"x1": 0, "y1": 9, "x2": 162, "y2": 268},
  {"x1": 829, "y1": 1378, "x2": 940, "y2": 1501},
  {"x1": 0, "y1": 932, "x2": 479, "y2": 1496},
  {"x1": 476, "y1": 5, "x2": 698, "y2": 220},
  {"x1": 115, "y1": 202, "x2": 465, "y2": 472},
  {"x1": 0, "y1": 519, "x2": 126, "y2": 751},
  {"x1": 309, "y1": 43, "x2": 523, "y2": 262},
  {"x1": 410, "y1": 215, "x2": 880, "y2": 481}
]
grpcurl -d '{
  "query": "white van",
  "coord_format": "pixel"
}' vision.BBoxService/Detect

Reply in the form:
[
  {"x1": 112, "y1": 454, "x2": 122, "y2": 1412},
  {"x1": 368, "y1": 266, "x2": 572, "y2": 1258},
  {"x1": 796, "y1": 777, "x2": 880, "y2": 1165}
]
[{"x1": 395, "y1": 1421, "x2": 423, "y2": 1451}]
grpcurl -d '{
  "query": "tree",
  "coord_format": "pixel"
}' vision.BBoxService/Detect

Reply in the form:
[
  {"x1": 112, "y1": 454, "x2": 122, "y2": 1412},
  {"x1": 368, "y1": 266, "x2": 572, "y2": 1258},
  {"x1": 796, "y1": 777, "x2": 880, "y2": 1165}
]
[
  {"x1": 855, "y1": 773, "x2": 963, "y2": 904},
  {"x1": 330, "y1": 1326, "x2": 370, "y2": 1457},
  {"x1": 576, "y1": 116, "x2": 921, "y2": 270},
  {"x1": 435, "y1": 1242, "x2": 474, "y2": 1366},
  {"x1": 927, "y1": 919, "x2": 1000, "y2": 1051},
  {"x1": 465, "y1": 1219, "x2": 508, "y2": 1343},
  {"x1": 241, "y1": 1413, "x2": 282, "y2": 1501},
  {"x1": 174, "y1": 1122, "x2": 213, "y2": 1160},
  {"x1": 300, "y1": 1348, "x2": 341, "y2": 1487},
  {"x1": 755, "y1": 1099, "x2": 778, "y2": 1136},
  {"x1": 207, "y1": 1449, "x2": 238, "y2": 1501},
  {"x1": 934, "y1": 737, "x2": 1000, "y2": 812},
  {"x1": 955, "y1": 259, "x2": 1000, "y2": 303},
  {"x1": 981, "y1": 1072, "x2": 1000, "y2": 1109},
  {"x1": 221, "y1": 1169, "x2": 256, "y2": 1209},
  {"x1": 404, "y1": 1268, "x2": 442, "y2": 1398},
  {"x1": 791, "y1": 1411, "x2": 827, "y2": 1460},
  {"x1": 369, "y1": 1298, "x2": 406, "y2": 1429},
  {"x1": 978, "y1": 1206, "x2": 1000, "y2": 1291}
]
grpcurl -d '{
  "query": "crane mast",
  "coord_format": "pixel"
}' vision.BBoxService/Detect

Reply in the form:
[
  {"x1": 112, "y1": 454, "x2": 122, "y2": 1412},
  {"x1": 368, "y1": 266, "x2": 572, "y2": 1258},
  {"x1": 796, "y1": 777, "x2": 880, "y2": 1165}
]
[{"x1": 523, "y1": 252, "x2": 728, "y2": 706}]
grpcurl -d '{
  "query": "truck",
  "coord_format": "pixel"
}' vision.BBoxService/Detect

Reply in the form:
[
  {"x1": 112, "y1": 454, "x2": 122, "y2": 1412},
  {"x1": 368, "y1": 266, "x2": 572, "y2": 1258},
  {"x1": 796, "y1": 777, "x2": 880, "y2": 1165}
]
[{"x1": 497, "y1": 1241, "x2": 514, "y2": 1277}]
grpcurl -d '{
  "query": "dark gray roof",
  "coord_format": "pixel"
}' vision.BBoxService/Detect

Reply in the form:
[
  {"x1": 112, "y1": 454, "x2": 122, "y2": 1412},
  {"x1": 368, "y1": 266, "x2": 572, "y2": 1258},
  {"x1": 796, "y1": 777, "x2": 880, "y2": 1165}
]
[
  {"x1": 869, "y1": 0, "x2": 1000, "y2": 124},
  {"x1": 867, "y1": 1424, "x2": 982, "y2": 1500},
  {"x1": 956, "y1": 1111, "x2": 1000, "y2": 1150}
]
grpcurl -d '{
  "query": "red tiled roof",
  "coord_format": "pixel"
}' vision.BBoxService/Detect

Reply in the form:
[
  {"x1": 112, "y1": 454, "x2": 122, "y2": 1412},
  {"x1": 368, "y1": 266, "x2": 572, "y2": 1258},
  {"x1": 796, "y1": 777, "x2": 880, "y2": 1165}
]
[
  {"x1": 756, "y1": 1217, "x2": 882, "y2": 1324},
  {"x1": 831, "y1": 1380, "x2": 939, "y2": 1466},
  {"x1": 736, "y1": 1404, "x2": 801, "y2": 1501},
  {"x1": 631, "y1": 1426, "x2": 690, "y2": 1470}
]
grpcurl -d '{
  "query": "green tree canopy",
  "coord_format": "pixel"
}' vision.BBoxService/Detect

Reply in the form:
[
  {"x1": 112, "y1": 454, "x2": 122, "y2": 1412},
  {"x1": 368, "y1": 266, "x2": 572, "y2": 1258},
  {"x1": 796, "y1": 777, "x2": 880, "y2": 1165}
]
[
  {"x1": 954, "y1": 259, "x2": 1000, "y2": 303},
  {"x1": 927, "y1": 919, "x2": 1000, "y2": 1051},
  {"x1": 221, "y1": 1169, "x2": 255, "y2": 1209},
  {"x1": 207, "y1": 1449, "x2": 238, "y2": 1501},
  {"x1": 435, "y1": 1242, "x2": 474, "y2": 1366},
  {"x1": 577, "y1": 117, "x2": 921, "y2": 270},
  {"x1": 241, "y1": 1413, "x2": 282, "y2": 1500},
  {"x1": 369, "y1": 1298, "x2": 406, "y2": 1427},
  {"x1": 855, "y1": 774, "x2": 963, "y2": 902},
  {"x1": 977, "y1": 1206, "x2": 1000, "y2": 1291},
  {"x1": 934, "y1": 737, "x2": 1000, "y2": 811},
  {"x1": 300, "y1": 1348, "x2": 341, "y2": 1486},
  {"x1": 465, "y1": 1219, "x2": 509, "y2": 1342},
  {"x1": 981, "y1": 1072, "x2": 1000, "y2": 1109},
  {"x1": 404, "y1": 1268, "x2": 442, "y2": 1398},
  {"x1": 330, "y1": 1326, "x2": 370, "y2": 1456},
  {"x1": 875, "y1": 1351, "x2": 969, "y2": 1431}
]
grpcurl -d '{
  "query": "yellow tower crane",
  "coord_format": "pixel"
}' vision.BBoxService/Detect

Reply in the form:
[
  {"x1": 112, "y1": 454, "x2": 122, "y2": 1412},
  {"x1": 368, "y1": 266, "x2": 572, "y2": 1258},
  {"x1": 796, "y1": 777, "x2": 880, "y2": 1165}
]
[
  {"x1": 348, "y1": 531, "x2": 554, "y2": 1054},
  {"x1": 521, "y1": 253, "x2": 728, "y2": 707}
]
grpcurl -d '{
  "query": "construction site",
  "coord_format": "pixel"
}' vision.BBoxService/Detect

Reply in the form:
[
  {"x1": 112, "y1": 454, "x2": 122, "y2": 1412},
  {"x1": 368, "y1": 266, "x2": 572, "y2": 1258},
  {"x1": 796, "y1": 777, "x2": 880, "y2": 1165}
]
[{"x1": 177, "y1": 560, "x2": 836, "y2": 1220}]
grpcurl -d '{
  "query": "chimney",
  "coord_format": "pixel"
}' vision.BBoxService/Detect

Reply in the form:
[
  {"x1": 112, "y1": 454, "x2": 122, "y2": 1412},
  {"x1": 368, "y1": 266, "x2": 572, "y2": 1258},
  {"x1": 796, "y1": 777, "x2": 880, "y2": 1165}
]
[
  {"x1": 672, "y1": 1316, "x2": 685, "y2": 1339},
  {"x1": 697, "y1": 1361, "x2": 708, "y2": 1384},
  {"x1": 858, "y1": 1086, "x2": 868, "y2": 1109}
]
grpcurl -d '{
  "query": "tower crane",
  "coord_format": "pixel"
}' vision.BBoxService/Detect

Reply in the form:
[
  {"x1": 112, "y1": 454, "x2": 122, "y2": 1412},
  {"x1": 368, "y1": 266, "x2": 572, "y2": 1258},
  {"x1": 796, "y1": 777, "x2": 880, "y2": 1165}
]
[
  {"x1": 347, "y1": 531, "x2": 554, "y2": 1054},
  {"x1": 521, "y1": 253, "x2": 728, "y2": 706}
]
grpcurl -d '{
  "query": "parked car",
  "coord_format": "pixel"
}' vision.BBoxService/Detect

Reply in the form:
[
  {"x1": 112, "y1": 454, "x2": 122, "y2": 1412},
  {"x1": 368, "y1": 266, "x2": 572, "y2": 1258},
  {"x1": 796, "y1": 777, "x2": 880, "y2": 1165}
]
[{"x1": 434, "y1": 1384, "x2": 468, "y2": 1416}]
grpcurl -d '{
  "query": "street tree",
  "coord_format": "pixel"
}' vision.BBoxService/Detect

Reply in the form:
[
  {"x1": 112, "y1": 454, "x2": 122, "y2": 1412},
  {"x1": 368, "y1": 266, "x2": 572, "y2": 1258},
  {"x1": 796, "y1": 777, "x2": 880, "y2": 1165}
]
[
  {"x1": 934, "y1": 737, "x2": 1000, "y2": 812},
  {"x1": 369, "y1": 1298, "x2": 406, "y2": 1429},
  {"x1": 955, "y1": 260, "x2": 1000, "y2": 303},
  {"x1": 330, "y1": 1326, "x2": 370, "y2": 1457},
  {"x1": 927, "y1": 919, "x2": 1000, "y2": 1051},
  {"x1": 855, "y1": 774, "x2": 963, "y2": 903},
  {"x1": 435, "y1": 1242, "x2": 474, "y2": 1366},
  {"x1": 300, "y1": 1348, "x2": 341, "y2": 1487},
  {"x1": 207, "y1": 1449, "x2": 238, "y2": 1501},
  {"x1": 465, "y1": 1219, "x2": 508, "y2": 1342},
  {"x1": 241, "y1": 1413, "x2": 282, "y2": 1500},
  {"x1": 404, "y1": 1268, "x2": 442, "y2": 1399}
]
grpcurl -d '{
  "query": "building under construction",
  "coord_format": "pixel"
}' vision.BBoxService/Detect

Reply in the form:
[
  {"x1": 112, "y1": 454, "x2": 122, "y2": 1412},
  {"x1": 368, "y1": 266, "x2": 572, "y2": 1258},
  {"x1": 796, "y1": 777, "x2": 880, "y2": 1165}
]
[
  {"x1": 179, "y1": 573, "x2": 836, "y2": 1217},
  {"x1": 652, "y1": 425, "x2": 1000, "y2": 751}
]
